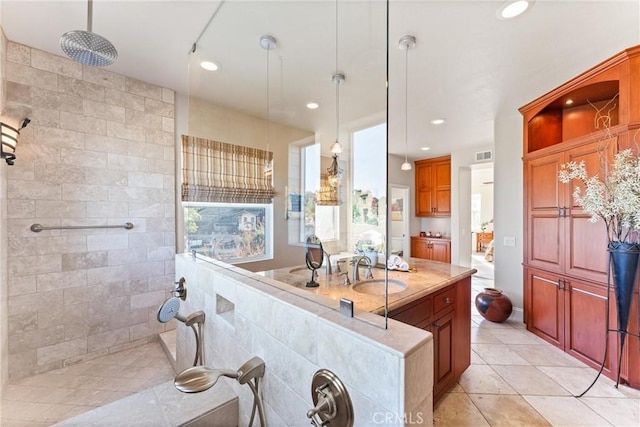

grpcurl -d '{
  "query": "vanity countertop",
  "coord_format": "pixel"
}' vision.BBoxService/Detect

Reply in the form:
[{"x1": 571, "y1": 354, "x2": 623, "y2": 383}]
[{"x1": 258, "y1": 257, "x2": 476, "y2": 315}]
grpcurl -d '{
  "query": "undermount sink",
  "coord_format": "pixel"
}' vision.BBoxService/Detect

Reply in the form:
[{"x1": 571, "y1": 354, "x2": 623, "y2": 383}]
[
  {"x1": 288, "y1": 267, "x2": 311, "y2": 275},
  {"x1": 352, "y1": 279, "x2": 407, "y2": 295}
]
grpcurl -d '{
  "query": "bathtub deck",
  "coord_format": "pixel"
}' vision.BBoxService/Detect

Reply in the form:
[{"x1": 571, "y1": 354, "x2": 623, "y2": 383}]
[{"x1": 0, "y1": 340, "x2": 175, "y2": 426}]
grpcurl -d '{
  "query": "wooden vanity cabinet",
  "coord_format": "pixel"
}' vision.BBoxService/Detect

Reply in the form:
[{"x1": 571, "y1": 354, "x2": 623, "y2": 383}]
[
  {"x1": 525, "y1": 267, "x2": 616, "y2": 377},
  {"x1": 389, "y1": 277, "x2": 471, "y2": 403},
  {"x1": 415, "y1": 156, "x2": 451, "y2": 217},
  {"x1": 520, "y1": 45, "x2": 640, "y2": 388},
  {"x1": 411, "y1": 237, "x2": 451, "y2": 263}
]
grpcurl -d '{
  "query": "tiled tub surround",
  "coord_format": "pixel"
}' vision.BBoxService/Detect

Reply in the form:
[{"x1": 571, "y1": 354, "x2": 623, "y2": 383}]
[
  {"x1": 3, "y1": 41, "x2": 176, "y2": 381},
  {"x1": 175, "y1": 254, "x2": 434, "y2": 426}
]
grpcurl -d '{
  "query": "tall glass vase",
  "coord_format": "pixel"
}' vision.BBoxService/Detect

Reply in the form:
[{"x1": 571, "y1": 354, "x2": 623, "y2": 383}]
[{"x1": 608, "y1": 242, "x2": 640, "y2": 358}]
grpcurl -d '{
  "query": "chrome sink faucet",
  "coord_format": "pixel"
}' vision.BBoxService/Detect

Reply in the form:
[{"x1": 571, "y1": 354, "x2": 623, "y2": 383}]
[
  {"x1": 323, "y1": 250, "x2": 332, "y2": 275},
  {"x1": 352, "y1": 255, "x2": 372, "y2": 283}
]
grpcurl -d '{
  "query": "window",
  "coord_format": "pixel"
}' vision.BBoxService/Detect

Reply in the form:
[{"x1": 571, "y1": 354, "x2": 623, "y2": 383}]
[
  {"x1": 471, "y1": 194, "x2": 481, "y2": 232},
  {"x1": 184, "y1": 202, "x2": 273, "y2": 263},
  {"x1": 351, "y1": 123, "x2": 387, "y2": 244},
  {"x1": 181, "y1": 135, "x2": 274, "y2": 263},
  {"x1": 299, "y1": 143, "x2": 339, "y2": 242}
]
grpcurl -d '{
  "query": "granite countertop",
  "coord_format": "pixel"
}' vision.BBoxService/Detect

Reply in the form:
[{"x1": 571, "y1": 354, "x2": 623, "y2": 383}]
[{"x1": 258, "y1": 257, "x2": 476, "y2": 315}]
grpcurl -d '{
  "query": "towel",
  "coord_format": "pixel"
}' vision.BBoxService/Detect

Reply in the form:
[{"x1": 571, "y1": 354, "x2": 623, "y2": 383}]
[{"x1": 387, "y1": 255, "x2": 409, "y2": 271}]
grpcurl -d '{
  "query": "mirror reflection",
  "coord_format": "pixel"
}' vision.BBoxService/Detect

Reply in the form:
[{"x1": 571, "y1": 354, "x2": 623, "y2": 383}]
[
  {"x1": 183, "y1": 0, "x2": 392, "y2": 325},
  {"x1": 305, "y1": 235, "x2": 324, "y2": 288}
]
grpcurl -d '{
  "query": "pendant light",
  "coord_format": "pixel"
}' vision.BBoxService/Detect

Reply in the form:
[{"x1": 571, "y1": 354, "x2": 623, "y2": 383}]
[
  {"x1": 399, "y1": 35, "x2": 416, "y2": 171},
  {"x1": 260, "y1": 35, "x2": 276, "y2": 176},
  {"x1": 329, "y1": 0, "x2": 344, "y2": 155}
]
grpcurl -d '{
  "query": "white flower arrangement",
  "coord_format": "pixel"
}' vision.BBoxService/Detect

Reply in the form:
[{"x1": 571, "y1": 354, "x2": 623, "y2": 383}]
[{"x1": 559, "y1": 148, "x2": 640, "y2": 244}]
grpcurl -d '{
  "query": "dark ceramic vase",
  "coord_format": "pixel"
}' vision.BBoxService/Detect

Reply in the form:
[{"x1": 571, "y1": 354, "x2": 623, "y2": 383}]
[{"x1": 475, "y1": 288, "x2": 513, "y2": 323}]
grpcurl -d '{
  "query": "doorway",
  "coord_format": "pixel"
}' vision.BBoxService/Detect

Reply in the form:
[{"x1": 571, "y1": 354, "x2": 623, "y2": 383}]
[
  {"x1": 389, "y1": 184, "x2": 410, "y2": 259},
  {"x1": 470, "y1": 165, "x2": 494, "y2": 282}
]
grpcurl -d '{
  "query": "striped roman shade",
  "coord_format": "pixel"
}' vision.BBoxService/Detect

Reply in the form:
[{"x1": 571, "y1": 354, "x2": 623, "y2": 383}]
[{"x1": 181, "y1": 135, "x2": 274, "y2": 204}]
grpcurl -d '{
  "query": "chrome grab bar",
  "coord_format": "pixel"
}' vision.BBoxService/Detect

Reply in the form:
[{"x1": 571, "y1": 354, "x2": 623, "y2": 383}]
[{"x1": 30, "y1": 222, "x2": 134, "y2": 232}]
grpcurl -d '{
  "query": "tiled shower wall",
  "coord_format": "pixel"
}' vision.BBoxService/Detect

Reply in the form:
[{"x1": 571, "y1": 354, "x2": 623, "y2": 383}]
[
  {"x1": 3, "y1": 41, "x2": 176, "y2": 381},
  {"x1": 1, "y1": 28, "x2": 9, "y2": 392}
]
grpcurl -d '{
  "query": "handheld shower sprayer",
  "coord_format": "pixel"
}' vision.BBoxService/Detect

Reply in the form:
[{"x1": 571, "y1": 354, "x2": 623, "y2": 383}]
[
  {"x1": 174, "y1": 357, "x2": 267, "y2": 427},
  {"x1": 156, "y1": 278, "x2": 205, "y2": 366}
]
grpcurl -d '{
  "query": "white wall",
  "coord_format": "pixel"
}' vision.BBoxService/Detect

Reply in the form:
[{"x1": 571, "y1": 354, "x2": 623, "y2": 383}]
[{"x1": 493, "y1": 114, "x2": 523, "y2": 308}]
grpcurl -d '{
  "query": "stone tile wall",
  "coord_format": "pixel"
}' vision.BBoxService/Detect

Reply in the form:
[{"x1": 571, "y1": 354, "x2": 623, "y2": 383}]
[
  {"x1": 4, "y1": 42, "x2": 176, "y2": 381},
  {"x1": 1, "y1": 27, "x2": 9, "y2": 394},
  {"x1": 175, "y1": 254, "x2": 434, "y2": 426}
]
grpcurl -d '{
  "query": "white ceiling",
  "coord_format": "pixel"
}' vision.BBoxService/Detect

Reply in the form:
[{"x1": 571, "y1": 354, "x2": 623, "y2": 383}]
[{"x1": 1, "y1": 0, "x2": 638, "y2": 159}]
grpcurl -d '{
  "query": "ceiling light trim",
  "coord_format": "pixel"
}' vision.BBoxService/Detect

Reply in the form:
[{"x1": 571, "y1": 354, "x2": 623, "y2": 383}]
[{"x1": 497, "y1": 0, "x2": 535, "y2": 20}]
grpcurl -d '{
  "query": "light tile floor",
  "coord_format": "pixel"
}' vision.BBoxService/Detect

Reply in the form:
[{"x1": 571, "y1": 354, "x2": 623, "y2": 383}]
[
  {"x1": 434, "y1": 255, "x2": 640, "y2": 426},
  {"x1": 0, "y1": 341, "x2": 175, "y2": 426}
]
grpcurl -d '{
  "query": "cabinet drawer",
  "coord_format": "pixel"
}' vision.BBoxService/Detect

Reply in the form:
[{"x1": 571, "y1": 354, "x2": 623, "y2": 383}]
[
  {"x1": 390, "y1": 296, "x2": 433, "y2": 326},
  {"x1": 433, "y1": 287, "x2": 456, "y2": 315}
]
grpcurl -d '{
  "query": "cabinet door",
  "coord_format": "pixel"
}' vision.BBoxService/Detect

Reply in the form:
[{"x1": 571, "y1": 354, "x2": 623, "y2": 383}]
[
  {"x1": 433, "y1": 160, "x2": 451, "y2": 216},
  {"x1": 563, "y1": 142, "x2": 612, "y2": 283},
  {"x1": 565, "y1": 279, "x2": 615, "y2": 375},
  {"x1": 525, "y1": 268, "x2": 564, "y2": 347},
  {"x1": 525, "y1": 153, "x2": 565, "y2": 274},
  {"x1": 430, "y1": 240, "x2": 451, "y2": 263},
  {"x1": 415, "y1": 162, "x2": 433, "y2": 216},
  {"x1": 429, "y1": 310, "x2": 455, "y2": 400},
  {"x1": 411, "y1": 237, "x2": 429, "y2": 259}
]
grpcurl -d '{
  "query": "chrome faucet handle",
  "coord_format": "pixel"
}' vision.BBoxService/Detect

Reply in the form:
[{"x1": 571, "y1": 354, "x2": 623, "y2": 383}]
[
  {"x1": 336, "y1": 259, "x2": 345, "y2": 273},
  {"x1": 339, "y1": 272, "x2": 351, "y2": 286},
  {"x1": 364, "y1": 266, "x2": 374, "y2": 280}
]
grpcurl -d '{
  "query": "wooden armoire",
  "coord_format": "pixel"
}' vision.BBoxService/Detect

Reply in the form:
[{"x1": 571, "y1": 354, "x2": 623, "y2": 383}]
[{"x1": 519, "y1": 46, "x2": 640, "y2": 389}]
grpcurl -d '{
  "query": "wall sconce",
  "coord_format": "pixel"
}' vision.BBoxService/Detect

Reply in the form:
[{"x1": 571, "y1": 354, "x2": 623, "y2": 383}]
[
  {"x1": 326, "y1": 154, "x2": 343, "y2": 188},
  {"x1": 1, "y1": 108, "x2": 30, "y2": 165}
]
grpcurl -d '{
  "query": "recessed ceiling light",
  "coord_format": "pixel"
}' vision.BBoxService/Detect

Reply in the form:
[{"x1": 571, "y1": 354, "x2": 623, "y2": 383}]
[
  {"x1": 421, "y1": 147, "x2": 430, "y2": 151},
  {"x1": 306, "y1": 102, "x2": 319, "y2": 110},
  {"x1": 200, "y1": 61, "x2": 218, "y2": 71},
  {"x1": 497, "y1": 0, "x2": 535, "y2": 20},
  {"x1": 430, "y1": 118, "x2": 445, "y2": 125},
  {"x1": 565, "y1": 99, "x2": 574, "y2": 105}
]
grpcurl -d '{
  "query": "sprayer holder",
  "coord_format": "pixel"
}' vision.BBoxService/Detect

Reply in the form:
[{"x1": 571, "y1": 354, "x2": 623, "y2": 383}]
[{"x1": 174, "y1": 277, "x2": 187, "y2": 300}]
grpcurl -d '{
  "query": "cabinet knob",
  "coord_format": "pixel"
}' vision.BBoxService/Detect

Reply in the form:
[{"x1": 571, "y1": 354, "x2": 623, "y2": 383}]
[
  {"x1": 444, "y1": 297, "x2": 451, "y2": 304},
  {"x1": 433, "y1": 322, "x2": 441, "y2": 329}
]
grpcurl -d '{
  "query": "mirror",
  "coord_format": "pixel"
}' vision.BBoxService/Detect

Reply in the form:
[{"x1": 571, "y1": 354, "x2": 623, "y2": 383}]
[
  {"x1": 304, "y1": 235, "x2": 324, "y2": 288},
  {"x1": 183, "y1": 0, "x2": 389, "y2": 326}
]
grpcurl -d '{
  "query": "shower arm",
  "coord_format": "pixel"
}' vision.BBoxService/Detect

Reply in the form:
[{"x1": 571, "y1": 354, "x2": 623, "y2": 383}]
[{"x1": 87, "y1": 0, "x2": 93, "y2": 32}]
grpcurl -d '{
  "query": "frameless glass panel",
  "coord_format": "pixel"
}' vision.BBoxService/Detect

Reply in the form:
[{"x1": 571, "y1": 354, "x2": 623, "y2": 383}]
[{"x1": 184, "y1": 0, "x2": 389, "y2": 328}]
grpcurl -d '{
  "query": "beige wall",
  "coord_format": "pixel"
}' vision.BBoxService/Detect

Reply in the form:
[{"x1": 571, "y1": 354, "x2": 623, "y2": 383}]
[
  {"x1": 3, "y1": 42, "x2": 176, "y2": 381},
  {"x1": 186, "y1": 96, "x2": 314, "y2": 272}
]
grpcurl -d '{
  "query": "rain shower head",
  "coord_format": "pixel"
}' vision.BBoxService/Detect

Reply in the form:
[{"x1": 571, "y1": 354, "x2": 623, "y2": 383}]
[{"x1": 60, "y1": 0, "x2": 117, "y2": 67}]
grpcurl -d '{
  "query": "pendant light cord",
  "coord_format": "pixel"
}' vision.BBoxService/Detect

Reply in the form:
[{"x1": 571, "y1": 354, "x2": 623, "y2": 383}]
[
  {"x1": 266, "y1": 43, "x2": 270, "y2": 156},
  {"x1": 404, "y1": 42, "x2": 409, "y2": 163},
  {"x1": 335, "y1": 0, "x2": 340, "y2": 143}
]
